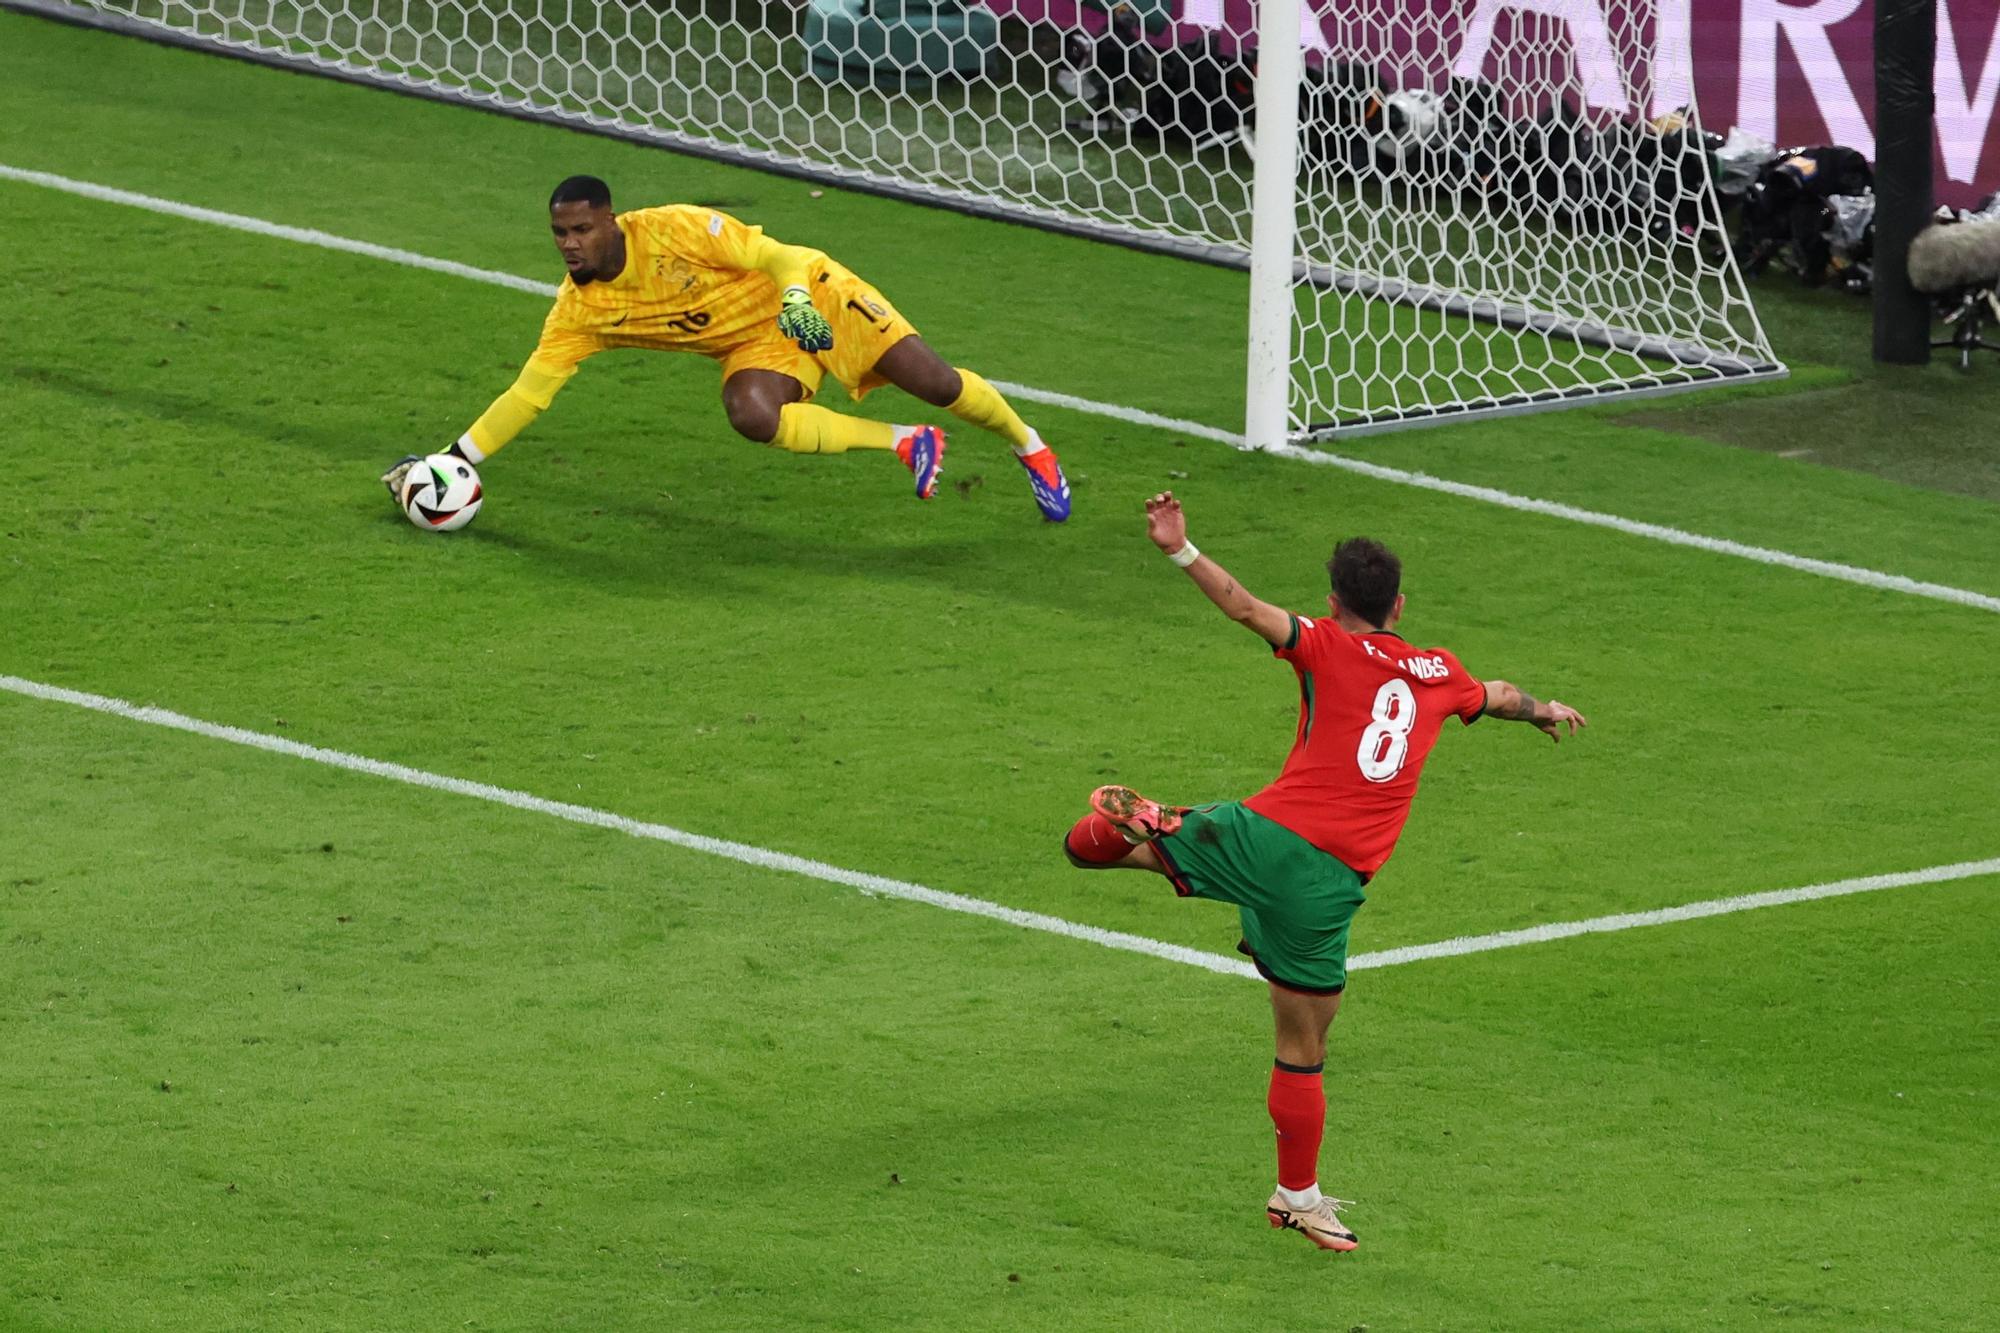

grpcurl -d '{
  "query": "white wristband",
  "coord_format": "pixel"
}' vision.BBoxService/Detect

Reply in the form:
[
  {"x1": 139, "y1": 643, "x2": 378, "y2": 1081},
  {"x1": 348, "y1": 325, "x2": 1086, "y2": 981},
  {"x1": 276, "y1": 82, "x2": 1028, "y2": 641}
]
[{"x1": 1167, "y1": 541, "x2": 1201, "y2": 568}]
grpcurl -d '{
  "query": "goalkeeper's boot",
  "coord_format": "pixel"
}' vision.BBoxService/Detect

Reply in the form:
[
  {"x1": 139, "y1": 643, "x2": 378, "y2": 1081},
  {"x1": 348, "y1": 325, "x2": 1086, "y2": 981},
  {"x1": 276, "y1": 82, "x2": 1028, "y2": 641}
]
[
  {"x1": 1265, "y1": 1191, "x2": 1358, "y2": 1253},
  {"x1": 895, "y1": 426, "x2": 947, "y2": 500},
  {"x1": 1088, "y1": 785, "x2": 1183, "y2": 841},
  {"x1": 1016, "y1": 438, "x2": 1071, "y2": 523},
  {"x1": 380, "y1": 454, "x2": 422, "y2": 501}
]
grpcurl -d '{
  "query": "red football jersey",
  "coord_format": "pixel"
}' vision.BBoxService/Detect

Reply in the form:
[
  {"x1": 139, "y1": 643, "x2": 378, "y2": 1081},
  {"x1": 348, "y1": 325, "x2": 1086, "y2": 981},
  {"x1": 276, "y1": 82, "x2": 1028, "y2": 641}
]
[{"x1": 1243, "y1": 614, "x2": 1486, "y2": 876}]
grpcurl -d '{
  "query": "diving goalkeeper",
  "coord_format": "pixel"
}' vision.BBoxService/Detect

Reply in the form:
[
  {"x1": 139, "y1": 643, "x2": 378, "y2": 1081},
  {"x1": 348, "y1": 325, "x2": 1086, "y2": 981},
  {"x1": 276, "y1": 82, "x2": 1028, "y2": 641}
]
[{"x1": 382, "y1": 175, "x2": 1070, "y2": 521}]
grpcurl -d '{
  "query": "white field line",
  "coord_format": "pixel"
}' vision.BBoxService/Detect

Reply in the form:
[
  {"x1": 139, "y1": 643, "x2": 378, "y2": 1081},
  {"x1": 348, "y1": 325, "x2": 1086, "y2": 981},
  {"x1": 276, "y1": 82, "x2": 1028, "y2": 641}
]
[
  {"x1": 7, "y1": 673, "x2": 1997, "y2": 979},
  {"x1": 4, "y1": 161, "x2": 1997, "y2": 618},
  {"x1": 0, "y1": 674, "x2": 1260, "y2": 982},
  {"x1": 1347, "y1": 857, "x2": 2000, "y2": 972},
  {"x1": 0, "y1": 164, "x2": 557, "y2": 298}
]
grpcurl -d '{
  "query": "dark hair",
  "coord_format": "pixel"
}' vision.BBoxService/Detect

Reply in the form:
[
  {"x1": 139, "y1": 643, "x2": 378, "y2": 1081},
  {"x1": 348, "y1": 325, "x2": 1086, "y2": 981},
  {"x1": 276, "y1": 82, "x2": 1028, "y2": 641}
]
[
  {"x1": 549, "y1": 175, "x2": 612, "y2": 210},
  {"x1": 1327, "y1": 537, "x2": 1401, "y2": 627}
]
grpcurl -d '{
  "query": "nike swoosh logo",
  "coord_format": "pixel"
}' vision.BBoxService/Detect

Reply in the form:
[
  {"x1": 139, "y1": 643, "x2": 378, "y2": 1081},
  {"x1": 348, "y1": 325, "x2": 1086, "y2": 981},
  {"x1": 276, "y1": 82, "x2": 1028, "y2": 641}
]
[{"x1": 611, "y1": 313, "x2": 628, "y2": 326}]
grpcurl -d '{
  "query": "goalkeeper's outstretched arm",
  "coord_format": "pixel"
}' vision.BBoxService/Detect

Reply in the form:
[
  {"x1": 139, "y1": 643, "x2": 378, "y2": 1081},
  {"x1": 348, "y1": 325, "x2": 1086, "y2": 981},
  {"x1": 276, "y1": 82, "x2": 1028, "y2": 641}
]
[
  {"x1": 453, "y1": 359, "x2": 573, "y2": 464},
  {"x1": 381, "y1": 356, "x2": 577, "y2": 497}
]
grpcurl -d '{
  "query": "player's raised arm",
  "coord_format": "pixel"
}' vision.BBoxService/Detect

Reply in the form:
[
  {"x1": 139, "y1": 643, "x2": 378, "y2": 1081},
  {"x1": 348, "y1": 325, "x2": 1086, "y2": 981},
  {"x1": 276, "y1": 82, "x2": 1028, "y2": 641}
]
[
  {"x1": 1480, "y1": 679, "x2": 1588, "y2": 743},
  {"x1": 1146, "y1": 491, "x2": 1293, "y2": 647}
]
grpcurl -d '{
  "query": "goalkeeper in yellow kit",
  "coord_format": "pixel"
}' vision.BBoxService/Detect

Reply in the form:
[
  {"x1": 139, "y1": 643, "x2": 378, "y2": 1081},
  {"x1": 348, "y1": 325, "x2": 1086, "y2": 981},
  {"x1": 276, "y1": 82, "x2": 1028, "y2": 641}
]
[{"x1": 382, "y1": 175, "x2": 1070, "y2": 521}]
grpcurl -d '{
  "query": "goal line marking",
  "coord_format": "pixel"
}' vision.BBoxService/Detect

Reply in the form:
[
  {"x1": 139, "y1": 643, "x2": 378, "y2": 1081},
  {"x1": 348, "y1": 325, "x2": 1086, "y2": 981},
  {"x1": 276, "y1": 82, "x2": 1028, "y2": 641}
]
[
  {"x1": 3, "y1": 161, "x2": 1996, "y2": 618},
  {"x1": 992, "y1": 382, "x2": 2000, "y2": 617},
  {"x1": 7, "y1": 673, "x2": 1995, "y2": 980}
]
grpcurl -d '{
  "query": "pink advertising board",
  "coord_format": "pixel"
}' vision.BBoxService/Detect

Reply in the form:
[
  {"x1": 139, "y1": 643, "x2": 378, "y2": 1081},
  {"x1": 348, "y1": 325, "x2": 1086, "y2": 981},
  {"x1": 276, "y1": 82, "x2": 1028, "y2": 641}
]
[{"x1": 985, "y1": 1, "x2": 2000, "y2": 206}]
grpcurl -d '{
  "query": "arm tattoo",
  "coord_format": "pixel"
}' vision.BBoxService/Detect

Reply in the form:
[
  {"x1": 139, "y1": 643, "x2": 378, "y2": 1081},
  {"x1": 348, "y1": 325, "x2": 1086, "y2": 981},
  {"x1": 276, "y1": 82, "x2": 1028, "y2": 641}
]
[{"x1": 1495, "y1": 689, "x2": 1541, "y2": 722}]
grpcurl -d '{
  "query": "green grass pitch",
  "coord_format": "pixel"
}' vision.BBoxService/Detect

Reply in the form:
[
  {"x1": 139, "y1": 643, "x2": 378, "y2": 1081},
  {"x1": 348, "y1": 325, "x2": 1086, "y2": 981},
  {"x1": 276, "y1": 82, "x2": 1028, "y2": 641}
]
[{"x1": 3, "y1": 13, "x2": 1999, "y2": 1330}]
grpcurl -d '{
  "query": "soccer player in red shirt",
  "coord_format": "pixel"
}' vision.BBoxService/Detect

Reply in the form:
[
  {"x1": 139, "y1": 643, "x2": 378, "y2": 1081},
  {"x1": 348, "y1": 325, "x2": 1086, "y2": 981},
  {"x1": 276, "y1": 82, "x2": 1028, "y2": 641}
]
[{"x1": 1063, "y1": 491, "x2": 1586, "y2": 1252}]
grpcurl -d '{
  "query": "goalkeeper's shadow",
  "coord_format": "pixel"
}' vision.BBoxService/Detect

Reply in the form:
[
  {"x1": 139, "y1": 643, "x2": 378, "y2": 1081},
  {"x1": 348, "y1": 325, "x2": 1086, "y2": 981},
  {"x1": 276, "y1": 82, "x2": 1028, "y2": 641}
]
[{"x1": 470, "y1": 502, "x2": 1149, "y2": 627}]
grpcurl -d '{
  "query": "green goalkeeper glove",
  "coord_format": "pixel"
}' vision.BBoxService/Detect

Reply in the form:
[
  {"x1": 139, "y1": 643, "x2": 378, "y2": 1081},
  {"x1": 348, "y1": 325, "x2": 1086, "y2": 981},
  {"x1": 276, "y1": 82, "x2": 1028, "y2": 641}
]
[{"x1": 776, "y1": 286, "x2": 834, "y2": 353}]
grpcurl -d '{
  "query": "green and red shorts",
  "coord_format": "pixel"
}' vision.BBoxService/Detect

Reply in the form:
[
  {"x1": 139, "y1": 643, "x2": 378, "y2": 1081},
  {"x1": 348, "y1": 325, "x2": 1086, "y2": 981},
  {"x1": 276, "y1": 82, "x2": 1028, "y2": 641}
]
[{"x1": 1153, "y1": 801, "x2": 1367, "y2": 994}]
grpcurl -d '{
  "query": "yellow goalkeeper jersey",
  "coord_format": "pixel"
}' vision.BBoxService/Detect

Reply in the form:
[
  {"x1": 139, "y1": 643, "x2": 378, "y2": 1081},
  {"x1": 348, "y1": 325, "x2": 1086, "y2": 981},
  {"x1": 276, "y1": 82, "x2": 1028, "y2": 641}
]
[
  {"x1": 456, "y1": 204, "x2": 918, "y2": 461},
  {"x1": 528, "y1": 205, "x2": 824, "y2": 375}
]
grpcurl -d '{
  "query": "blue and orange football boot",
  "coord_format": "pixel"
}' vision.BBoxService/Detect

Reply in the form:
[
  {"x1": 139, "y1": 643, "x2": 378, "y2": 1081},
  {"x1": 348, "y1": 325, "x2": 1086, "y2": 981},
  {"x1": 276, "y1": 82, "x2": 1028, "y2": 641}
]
[
  {"x1": 1017, "y1": 440, "x2": 1071, "y2": 522},
  {"x1": 894, "y1": 426, "x2": 947, "y2": 500}
]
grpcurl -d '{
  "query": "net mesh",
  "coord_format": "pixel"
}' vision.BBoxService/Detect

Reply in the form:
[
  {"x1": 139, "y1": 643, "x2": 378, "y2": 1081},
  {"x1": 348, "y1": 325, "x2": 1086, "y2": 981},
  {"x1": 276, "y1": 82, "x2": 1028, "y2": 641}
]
[
  {"x1": 1287, "y1": 0, "x2": 1778, "y2": 433},
  {"x1": 44, "y1": 0, "x2": 1781, "y2": 435}
]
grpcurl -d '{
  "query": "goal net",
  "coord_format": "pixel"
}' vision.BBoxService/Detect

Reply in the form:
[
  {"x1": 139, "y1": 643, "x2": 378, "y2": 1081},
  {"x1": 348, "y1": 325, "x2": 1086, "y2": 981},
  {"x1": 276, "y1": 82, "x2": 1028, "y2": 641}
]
[
  {"x1": 1276, "y1": 0, "x2": 1782, "y2": 438},
  {"x1": 21, "y1": 0, "x2": 1783, "y2": 439}
]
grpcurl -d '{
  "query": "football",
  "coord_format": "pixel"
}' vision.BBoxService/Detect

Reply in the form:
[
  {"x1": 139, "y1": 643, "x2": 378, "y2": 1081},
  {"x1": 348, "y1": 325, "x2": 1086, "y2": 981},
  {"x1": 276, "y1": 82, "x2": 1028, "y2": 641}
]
[
  {"x1": 1373, "y1": 90, "x2": 1445, "y2": 171},
  {"x1": 399, "y1": 453, "x2": 483, "y2": 532}
]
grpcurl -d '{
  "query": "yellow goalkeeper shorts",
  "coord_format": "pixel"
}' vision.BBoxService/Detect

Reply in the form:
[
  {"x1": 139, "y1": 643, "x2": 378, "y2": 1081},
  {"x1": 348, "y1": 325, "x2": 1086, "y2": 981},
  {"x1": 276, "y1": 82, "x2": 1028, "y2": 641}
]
[{"x1": 715, "y1": 261, "x2": 916, "y2": 402}]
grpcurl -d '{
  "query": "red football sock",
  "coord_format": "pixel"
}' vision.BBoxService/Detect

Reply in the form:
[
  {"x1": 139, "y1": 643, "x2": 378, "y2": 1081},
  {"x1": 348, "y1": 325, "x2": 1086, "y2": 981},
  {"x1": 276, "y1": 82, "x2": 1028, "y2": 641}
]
[
  {"x1": 1268, "y1": 1062, "x2": 1326, "y2": 1191},
  {"x1": 1064, "y1": 812, "x2": 1134, "y2": 865}
]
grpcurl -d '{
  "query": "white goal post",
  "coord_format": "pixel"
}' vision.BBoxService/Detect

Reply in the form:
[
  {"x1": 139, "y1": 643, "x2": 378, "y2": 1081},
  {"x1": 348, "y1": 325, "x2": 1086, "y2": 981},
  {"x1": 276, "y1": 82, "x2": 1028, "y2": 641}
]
[{"x1": 12, "y1": 0, "x2": 1784, "y2": 444}]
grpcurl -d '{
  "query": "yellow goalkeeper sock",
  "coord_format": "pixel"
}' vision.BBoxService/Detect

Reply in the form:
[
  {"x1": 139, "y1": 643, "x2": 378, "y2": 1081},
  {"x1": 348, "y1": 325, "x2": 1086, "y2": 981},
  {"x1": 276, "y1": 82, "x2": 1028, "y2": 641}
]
[
  {"x1": 771, "y1": 403, "x2": 898, "y2": 455},
  {"x1": 947, "y1": 369, "x2": 1034, "y2": 452}
]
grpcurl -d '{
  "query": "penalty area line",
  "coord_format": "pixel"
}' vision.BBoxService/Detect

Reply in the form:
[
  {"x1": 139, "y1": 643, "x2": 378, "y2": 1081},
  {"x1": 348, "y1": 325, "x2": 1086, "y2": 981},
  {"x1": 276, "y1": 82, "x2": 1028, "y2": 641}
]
[
  {"x1": 0, "y1": 672, "x2": 1258, "y2": 983},
  {"x1": 6, "y1": 672, "x2": 1997, "y2": 982},
  {"x1": 3, "y1": 161, "x2": 1997, "y2": 618}
]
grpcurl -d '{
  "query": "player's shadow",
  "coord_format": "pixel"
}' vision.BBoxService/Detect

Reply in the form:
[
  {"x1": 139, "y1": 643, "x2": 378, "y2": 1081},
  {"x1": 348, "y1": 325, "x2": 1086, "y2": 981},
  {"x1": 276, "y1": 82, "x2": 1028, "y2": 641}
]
[
  {"x1": 17, "y1": 362, "x2": 1156, "y2": 628},
  {"x1": 473, "y1": 493, "x2": 1156, "y2": 629}
]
